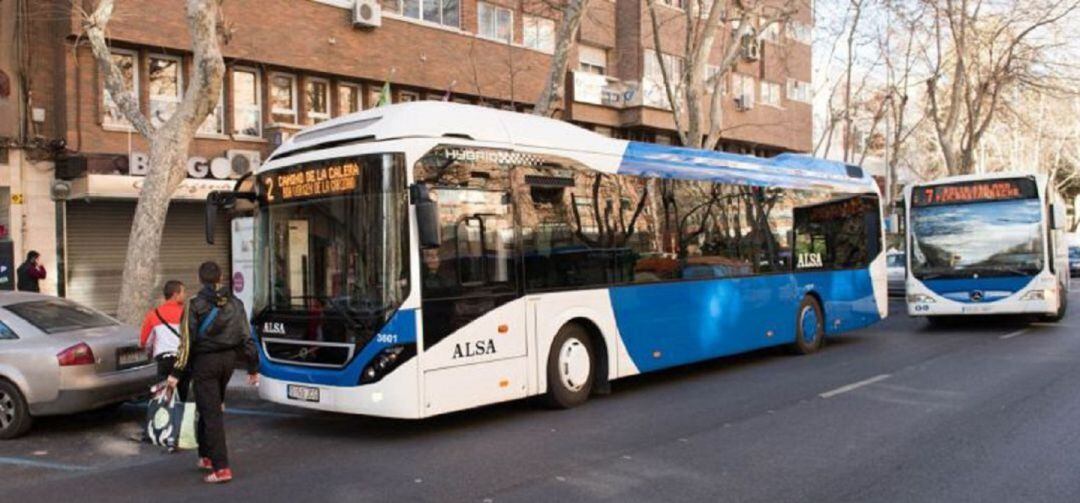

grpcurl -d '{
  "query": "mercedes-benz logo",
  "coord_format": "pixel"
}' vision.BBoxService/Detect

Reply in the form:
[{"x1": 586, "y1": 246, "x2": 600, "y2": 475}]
[
  {"x1": 296, "y1": 347, "x2": 319, "y2": 360},
  {"x1": 970, "y1": 290, "x2": 984, "y2": 302}
]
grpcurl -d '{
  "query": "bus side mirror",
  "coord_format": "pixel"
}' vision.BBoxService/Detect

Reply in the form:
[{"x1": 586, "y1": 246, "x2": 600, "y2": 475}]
[
  {"x1": 206, "y1": 191, "x2": 256, "y2": 244},
  {"x1": 411, "y1": 184, "x2": 441, "y2": 249},
  {"x1": 1051, "y1": 203, "x2": 1067, "y2": 230}
]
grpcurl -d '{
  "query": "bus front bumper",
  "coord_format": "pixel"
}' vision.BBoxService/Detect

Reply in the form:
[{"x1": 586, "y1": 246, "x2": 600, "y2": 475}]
[
  {"x1": 258, "y1": 359, "x2": 422, "y2": 419},
  {"x1": 906, "y1": 292, "x2": 1060, "y2": 317}
]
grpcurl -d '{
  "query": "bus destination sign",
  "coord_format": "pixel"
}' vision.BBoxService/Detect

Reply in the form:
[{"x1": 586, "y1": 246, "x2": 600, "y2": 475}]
[
  {"x1": 911, "y1": 178, "x2": 1037, "y2": 207},
  {"x1": 264, "y1": 161, "x2": 361, "y2": 202}
]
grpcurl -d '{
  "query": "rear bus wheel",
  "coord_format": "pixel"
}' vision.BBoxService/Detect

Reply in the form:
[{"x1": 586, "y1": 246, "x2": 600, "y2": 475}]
[
  {"x1": 793, "y1": 296, "x2": 825, "y2": 355},
  {"x1": 544, "y1": 324, "x2": 595, "y2": 409},
  {"x1": 0, "y1": 380, "x2": 32, "y2": 440}
]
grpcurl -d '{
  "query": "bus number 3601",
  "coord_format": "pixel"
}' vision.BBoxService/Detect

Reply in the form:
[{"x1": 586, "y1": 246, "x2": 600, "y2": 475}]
[{"x1": 376, "y1": 334, "x2": 399, "y2": 344}]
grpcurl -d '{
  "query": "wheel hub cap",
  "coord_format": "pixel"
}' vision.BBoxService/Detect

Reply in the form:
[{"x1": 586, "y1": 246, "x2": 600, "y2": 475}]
[
  {"x1": 558, "y1": 339, "x2": 591, "y2": 392},
  {"x1": 0, "y1": 391, "x2": 12, "y2": 430}
]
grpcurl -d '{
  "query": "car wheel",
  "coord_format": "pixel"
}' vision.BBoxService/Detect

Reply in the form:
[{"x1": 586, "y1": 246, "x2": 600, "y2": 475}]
[
  {"x1": 0, "y1": 380, "x2": 32, "y2": 440},
  {"x1": 793, "y1": 296, "x2": 825, "y2": 355},
  {"x1": 544, "y1": 323, "x2": 595, "y2": 409}
]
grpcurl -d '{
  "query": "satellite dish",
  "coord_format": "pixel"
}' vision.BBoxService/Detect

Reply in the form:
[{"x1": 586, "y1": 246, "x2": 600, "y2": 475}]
[{"x1": 231, "y1": 154, "x2": 251, "y2": 176}]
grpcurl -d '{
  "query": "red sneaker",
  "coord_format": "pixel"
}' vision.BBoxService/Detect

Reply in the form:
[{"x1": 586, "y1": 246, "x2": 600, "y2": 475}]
[
  {"x1": 204, "y1": 468, "x2": 233, "y2": 484},
  {"x1": 197, "y1": 457, "x2": 213, "y2": 471}
]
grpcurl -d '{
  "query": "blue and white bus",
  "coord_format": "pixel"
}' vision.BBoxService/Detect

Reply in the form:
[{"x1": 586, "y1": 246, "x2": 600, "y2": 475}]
[
  {"x1": 904, "y1": 173, "x2": 1070, "y2": 323},
  {"x1": 208, "y1": 102, "x2": 887, "y2": 417}
]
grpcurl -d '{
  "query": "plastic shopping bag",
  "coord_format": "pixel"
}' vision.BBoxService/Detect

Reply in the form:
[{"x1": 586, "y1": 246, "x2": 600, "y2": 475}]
[
  {"x1": 177, "y1": 388, "x2": 198, "y2": 450},
  {"x1": 146, "y1": 384, "x2": 182, "y2": 449}
]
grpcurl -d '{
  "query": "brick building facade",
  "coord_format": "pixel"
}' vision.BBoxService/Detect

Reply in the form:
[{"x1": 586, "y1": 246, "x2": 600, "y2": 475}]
[{"x1": 0, "y1": 0, "x2": 812, "y2": 310}]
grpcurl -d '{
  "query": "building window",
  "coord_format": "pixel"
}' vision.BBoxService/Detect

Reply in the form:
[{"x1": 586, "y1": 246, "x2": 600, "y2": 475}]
[
  {"x1": 198, "y1": 88, "x2": 226, "y2": 136},
  {"x1": 787, "y1": 21, "x2": 812, "y2": 45},
  {"x1": 732, "y1": 73, "x2": 755, "y2": 109},
  {"x1": 578, "y1": 45, "x2": 607, "y2": 75},
  {"x1": 304, "y1": 78, "x2": 331, "y2": 125},
  {"x1": 643, "y1": 49, "x2": 682, "y2": 109},
  {"x1": 659, "y1": 0, "x2": 684, "y2": 8},
  {"x1": 760, "y1": 81, "x2": 782, "y2": 107},
  {"x1": 148, "y1": 55, "x2": 181, "y2": 128},
  {"x1": 102, "y1": 49, "x2": 138, "y2": 129},
  {"x1": 269, "y1": 73, "x2": 297, "y2": 124},
  {"x1": 338, "y1": 83, "x2": 361, "y2": 115},
  {"x1": 368, "y1": 85, "x2": 388, "y2": 107},
  {"x1": 477, "y1": 2, "x2": 512, "y2": 43},
  {"x1": 399, "y1": 90, "x2": 420, "y2": 102},
  {"x1": 523, "y1": 15, "x2": 555, "y2": 53},
  {"x1": 787, "y1": 78, "x2": 811, "y2": 103},
  {"x1": 705, "y1": 65, "x2": 723, "y2": 92},
  {"x1": 393, "y1": 0, "x2": 459, "y2": 27},
  {"x1": 232, "y1": 67, "x2": 262, "y2": 137}
]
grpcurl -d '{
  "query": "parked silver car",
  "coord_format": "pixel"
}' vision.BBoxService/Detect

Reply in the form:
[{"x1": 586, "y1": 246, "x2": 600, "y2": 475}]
[
  {"x1": 887, "y1": 251, "x2": 906, "y2": 296},
  {"x1": 0, "y1": 292, "x2": 158, "y2": 439}
]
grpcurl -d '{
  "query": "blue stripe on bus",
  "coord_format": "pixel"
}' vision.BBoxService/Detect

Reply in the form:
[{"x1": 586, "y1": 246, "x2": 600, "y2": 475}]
[
  {"x1": 609, "y1": 270, "x2": 880, "y2": 373},
  {"x1": 258, "y1": 309, "x2": 417, "y2": 387},
  {"x1": 921, "y1": 276, "x2": 1035, "y2": 304}
]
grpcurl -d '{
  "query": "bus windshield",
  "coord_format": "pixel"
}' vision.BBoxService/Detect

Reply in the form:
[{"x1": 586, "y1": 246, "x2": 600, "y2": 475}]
[
  {"x1": 910, "y1": 197, "x2": 1044, "y2": 279},
  {"x1": 254, "y1": 153, "x2": 409, "y2": 327}
]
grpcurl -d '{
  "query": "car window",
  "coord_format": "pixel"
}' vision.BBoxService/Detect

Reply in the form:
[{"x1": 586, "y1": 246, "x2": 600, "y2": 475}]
[
  {"x1": 5, "y1": 299, "x2": 117, "y2": 335},
  {"x1": 0, "y1": 320, "x2": 17, "y2": 340}
]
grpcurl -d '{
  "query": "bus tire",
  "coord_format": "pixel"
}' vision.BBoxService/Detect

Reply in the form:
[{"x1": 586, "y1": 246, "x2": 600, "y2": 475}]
[
  {"x1": 793, "y1": 296, "x2": 825, "y2": 355},
  {"x1": 544, "y1": 323, "x2": 595, "y2": 409},
  {"x1": 0, "y1": 379, "x2": 32, "y2": 440},
  {"x1": 1042, "y1": 283, "x2": 1068, "y2": 323}
]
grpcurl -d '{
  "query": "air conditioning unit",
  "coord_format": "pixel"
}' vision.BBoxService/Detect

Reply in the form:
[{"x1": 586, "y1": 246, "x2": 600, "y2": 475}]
[
  {"x1": 353, "y1": 0, "x2": 382, "y2": 28},
  {"x1": 734, "y1": 95, "x2": 753, "y2": 111},
  {"x1": 741, "y1": 35, "x2": 761, "y2": 61},
  {"x1": 227, "y1": 149, "x2": 262, "y2": 176}
]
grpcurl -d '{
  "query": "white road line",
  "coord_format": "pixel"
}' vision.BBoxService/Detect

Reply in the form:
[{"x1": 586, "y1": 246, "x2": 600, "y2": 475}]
[
  {"x1": 0, "y1": 456, "x2": 91, "y2": 472},
  {"x1": 819, "y1": 374, "x2": 891, "y2": 399},
  {"x1": 999, "y1": 328, "x2": 1029, "y2": 340}
]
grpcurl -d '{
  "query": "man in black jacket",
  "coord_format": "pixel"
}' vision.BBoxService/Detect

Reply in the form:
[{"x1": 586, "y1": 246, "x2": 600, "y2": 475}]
[{"x1": 168, "y1": 261, "x2": 259, "y2": 484}]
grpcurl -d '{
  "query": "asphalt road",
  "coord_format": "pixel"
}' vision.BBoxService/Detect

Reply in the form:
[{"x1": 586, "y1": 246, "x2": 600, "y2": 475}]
[{"x1": 3, "y1": 289, "x2": 1080, "y2": 503}]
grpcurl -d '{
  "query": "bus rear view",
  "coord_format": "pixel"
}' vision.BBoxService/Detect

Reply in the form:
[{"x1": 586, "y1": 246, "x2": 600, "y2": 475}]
[{"x1": 905, "y1": 174, "x2": 1070, "y2": 322}]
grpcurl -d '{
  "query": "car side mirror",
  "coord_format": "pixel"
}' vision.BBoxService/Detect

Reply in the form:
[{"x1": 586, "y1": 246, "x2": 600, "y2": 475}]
[{"x1": 411, "y1": 184, "x2": 441, "y2": 249}]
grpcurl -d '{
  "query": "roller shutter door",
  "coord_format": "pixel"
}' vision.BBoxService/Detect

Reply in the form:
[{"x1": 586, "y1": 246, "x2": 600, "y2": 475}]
[{"x1": 65, "y1": 201, "x2": 231, "y2": 315}]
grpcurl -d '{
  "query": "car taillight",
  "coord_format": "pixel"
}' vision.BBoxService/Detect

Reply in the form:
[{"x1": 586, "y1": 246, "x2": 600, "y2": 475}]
[{"x1": 57, "y1": 343, "x2": 95, "y2": 366}]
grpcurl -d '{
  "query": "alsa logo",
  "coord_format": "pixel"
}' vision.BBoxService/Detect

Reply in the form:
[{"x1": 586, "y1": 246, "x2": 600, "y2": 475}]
[
  {"x1": 797, "y1": 252, "x2": 824, "y2": 269},
  {"x1": 452, "y1": 339, "x2": 496, "y2": 359},
  {"x1": 262, "y1": 322, "x2": 286, "y2": 335}
]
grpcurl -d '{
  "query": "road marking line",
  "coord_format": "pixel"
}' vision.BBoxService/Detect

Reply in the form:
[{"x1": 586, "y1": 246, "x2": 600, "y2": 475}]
[
  {"x1": 819, "y1": 374, "x2": 891, "y2": 399},
  {"x1": 0, "y1": 456, "x2": 91, "y2": 472},
  {"x1": 999, "y1": 329, "x2": 1029, "y2": 340}
]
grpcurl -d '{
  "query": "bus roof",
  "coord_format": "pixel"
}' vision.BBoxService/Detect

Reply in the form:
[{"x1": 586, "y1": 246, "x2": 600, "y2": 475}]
[{"x1": 266, "y1": 101, "x2": 877, "y2": 193}]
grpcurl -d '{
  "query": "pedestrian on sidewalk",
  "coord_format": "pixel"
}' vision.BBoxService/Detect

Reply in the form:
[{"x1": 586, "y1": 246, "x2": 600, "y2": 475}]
[
  {"x1": 140, "y1": 280, "x2": 187, "y2": 386},
  {"x1": 167, "y1": 261, "x2": 259, "y2": 484},
  {"x1": 16, "y1": 250, "x2": 46, "y2": 292}
]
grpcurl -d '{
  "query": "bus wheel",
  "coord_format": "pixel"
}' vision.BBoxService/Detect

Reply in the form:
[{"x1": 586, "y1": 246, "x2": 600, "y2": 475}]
[
  {"x1": 0, "y1": 379, "x2": 32, "y2": 440},
  {"x1": 1042, "y1": 283, "x2": 1068, "y2": 323},
  {"x1": 544, "y1": 324, "x2": 595, "y2": 409},
  {"x1": 793, "y1": 296, "x2": 825, "y2": 355}
]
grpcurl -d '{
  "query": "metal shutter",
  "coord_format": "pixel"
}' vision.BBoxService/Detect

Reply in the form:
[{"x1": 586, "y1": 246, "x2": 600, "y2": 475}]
[{"x1": 65, "y1": 201, "x2": 231, "y2": 315}]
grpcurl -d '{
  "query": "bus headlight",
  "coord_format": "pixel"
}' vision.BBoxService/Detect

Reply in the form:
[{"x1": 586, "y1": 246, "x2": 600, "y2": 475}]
[
  {"x1": 1020, "y1": 290, "x2": 1046, "y2": 301},
  {"x1": 907, "y1": 294, "x2": 936, "y2": 304},
  {"x1": 360, "y1": 344, "x2": 416, "y2": 385}
]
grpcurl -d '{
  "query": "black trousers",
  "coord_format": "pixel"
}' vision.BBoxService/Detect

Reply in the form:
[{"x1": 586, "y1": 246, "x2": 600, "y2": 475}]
[
  {"x1": 155, "y1": 355, "x2": 190, "y2": 402},
  {"x1": 191, "y1": 350, "x2": 236, "y2": 470}
]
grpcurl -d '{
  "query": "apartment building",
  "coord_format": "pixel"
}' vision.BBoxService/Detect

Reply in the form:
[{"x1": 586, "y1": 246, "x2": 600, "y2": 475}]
[{"x1": 0, "y1": 0, "x2": 813, "y2": 311}]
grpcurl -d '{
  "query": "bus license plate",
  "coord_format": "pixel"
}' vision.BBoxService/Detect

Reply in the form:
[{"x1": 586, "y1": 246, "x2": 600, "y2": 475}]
[
  {"x1": 116, "y1": 346, "x2": 150, "y2": 370},
  {"x1": 287, "y1": 384, "x2": 320, "y2": 403}
]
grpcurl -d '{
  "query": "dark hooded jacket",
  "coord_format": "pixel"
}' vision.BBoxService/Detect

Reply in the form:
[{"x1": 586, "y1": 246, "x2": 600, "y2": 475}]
[{"x1": 171, "y1": 285, "x2": 259, "y2": 378}]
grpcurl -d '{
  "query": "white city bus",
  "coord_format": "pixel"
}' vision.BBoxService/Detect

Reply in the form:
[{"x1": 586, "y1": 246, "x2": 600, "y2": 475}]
[
  {"x1": 904, "y1": 173, "x2": 1070, "y2": 323},
  {"x1": 208, "y1": 102, "x2": 887, "y2": 418}
]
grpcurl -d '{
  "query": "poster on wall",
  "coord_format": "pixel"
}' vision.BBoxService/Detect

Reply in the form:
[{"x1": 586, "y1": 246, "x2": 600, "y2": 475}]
[{"x1": 231, "y1": 217, "x2": 255, "y2": 321}]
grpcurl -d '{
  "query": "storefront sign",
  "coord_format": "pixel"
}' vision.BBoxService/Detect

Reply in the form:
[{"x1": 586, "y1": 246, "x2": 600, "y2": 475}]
[
  {"x1": 70, "y1": 174, "x2": 235, "y2": 201},
  {"x1": 128, "y1": 152, "x2": 252, "y2": 180},
  {"x1": 231, "y1": 217, "x2": 255, "y2": 320}
]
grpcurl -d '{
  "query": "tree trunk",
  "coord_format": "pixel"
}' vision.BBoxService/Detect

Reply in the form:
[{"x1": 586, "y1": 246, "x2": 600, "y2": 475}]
[{"x1": 534, "y1": 0, "x2": 589, "y2": 117}]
